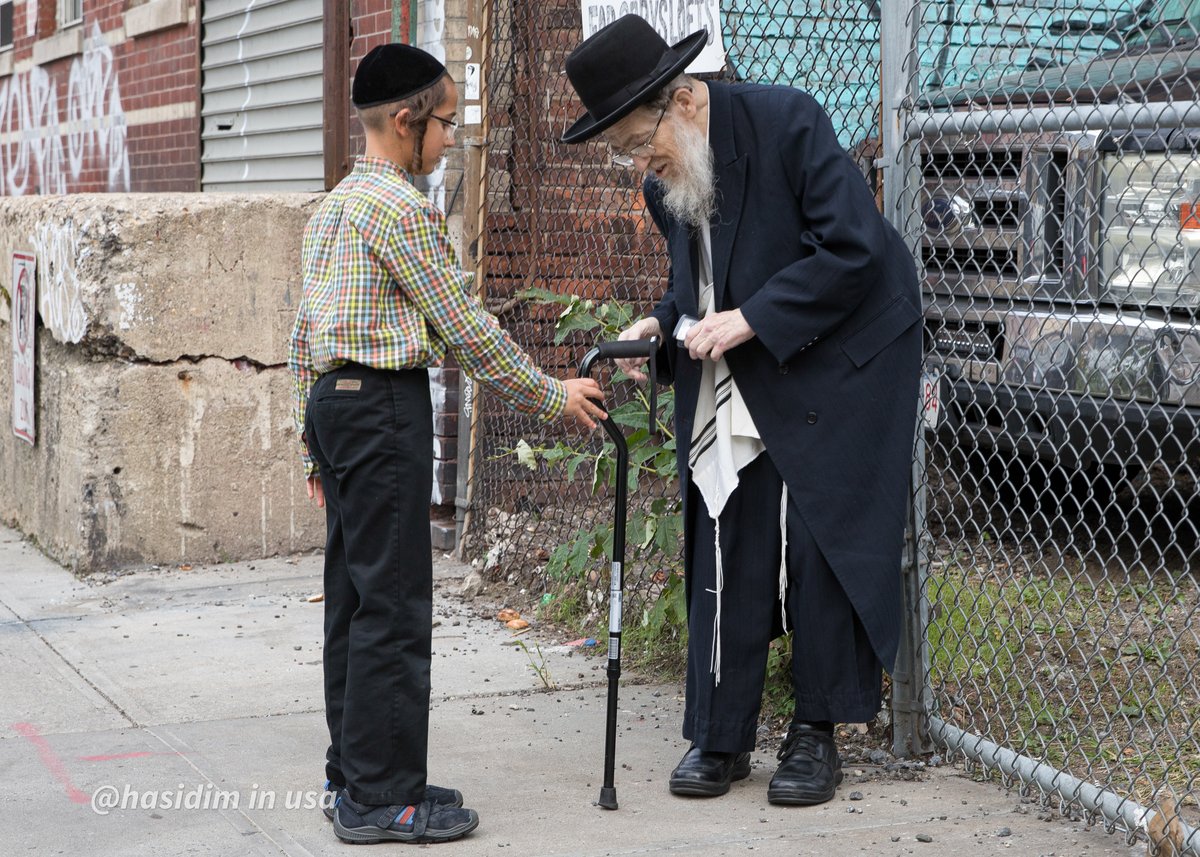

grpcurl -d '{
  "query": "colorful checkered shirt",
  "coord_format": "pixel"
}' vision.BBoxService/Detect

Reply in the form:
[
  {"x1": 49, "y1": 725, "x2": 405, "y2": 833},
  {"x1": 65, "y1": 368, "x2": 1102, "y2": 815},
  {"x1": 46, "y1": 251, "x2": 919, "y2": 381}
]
[{"x1": 288, "y1": 156, "x2": 567, "y2": 474}]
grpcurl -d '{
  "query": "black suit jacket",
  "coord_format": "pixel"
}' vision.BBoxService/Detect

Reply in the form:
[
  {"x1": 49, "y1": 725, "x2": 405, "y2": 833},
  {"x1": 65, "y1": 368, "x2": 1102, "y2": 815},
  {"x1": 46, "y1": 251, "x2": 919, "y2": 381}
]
[{"x1": 645, "y1": 81, "x2": 922, "y2": 670}]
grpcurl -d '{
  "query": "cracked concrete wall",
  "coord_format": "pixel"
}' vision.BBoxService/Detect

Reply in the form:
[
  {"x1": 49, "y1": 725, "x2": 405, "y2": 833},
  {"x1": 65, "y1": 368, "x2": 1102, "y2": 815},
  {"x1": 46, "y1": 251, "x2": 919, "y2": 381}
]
[{"x1": 0, "y1": 194, "x2": 328, "y2": 572}]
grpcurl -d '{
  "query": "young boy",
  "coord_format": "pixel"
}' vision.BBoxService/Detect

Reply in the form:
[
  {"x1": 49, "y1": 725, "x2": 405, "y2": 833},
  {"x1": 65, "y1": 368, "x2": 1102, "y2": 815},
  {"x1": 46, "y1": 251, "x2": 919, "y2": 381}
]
[{"x1": 288, "y1": 43, "x2": 606, "y2": 845}]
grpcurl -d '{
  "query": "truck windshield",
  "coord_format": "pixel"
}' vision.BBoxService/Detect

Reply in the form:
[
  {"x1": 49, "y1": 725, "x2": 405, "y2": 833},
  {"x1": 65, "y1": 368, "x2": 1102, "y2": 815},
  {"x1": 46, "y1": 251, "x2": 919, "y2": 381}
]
[{"x1": 1119, "y1": 1, "x2": 1200, "y2": 48}]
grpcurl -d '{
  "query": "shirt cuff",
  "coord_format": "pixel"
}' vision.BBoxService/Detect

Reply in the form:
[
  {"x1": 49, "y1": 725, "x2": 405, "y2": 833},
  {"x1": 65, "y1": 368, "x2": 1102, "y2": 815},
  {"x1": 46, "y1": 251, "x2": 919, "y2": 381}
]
[
  {"x1": 299, "y1": 435, "x2": 316, "y2": 477},
  {"x1": 535, "y1": 378, "x2": 569, "y2": 421}
]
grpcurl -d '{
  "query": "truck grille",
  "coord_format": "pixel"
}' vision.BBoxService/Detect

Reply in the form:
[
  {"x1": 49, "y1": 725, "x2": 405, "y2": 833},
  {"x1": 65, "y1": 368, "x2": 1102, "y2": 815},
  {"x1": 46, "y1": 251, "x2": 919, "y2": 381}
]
[
  {"x1": 921, "y1": 137, "x2": 1068, "y2": 300},
  {"x1": 925, "y1": 244, "x2": 1019, "y2": 279},
  {"x1": 922, "y1": 149, "x2": 1023, "y2": 180},
  {"x1": 925, "y1": 318, "x2": 1004, "y2": 361}
]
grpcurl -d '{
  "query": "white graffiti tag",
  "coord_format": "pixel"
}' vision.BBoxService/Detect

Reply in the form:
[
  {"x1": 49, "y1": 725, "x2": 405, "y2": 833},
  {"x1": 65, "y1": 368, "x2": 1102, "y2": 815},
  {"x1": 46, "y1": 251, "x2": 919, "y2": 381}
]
[
  {"x1": 0, "y1": 22, "x2": 129, "y2": 197},
  {"x1": 30, "y1": 219, "x2": 89, "y2": 344}
]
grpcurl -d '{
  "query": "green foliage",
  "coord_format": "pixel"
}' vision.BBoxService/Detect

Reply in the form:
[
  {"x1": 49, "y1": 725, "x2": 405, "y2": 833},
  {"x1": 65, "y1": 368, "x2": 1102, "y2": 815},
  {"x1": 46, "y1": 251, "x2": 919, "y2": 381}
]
[
  {"x1": 535, "y1": 585, "x2": 587, "y2": 627},
  {"x1": 763, "y1": 635, "x2": 797, "y2": 723},
  {"x1": 622, "y1": 570, "x2": 689, "y2": 674},
  {"x1": 544, "y1": 522, "x2": 613, "y2": 583},
  {"x1": 927, "y1": 559, "x2": 1200, "y2": 800},
  {"x1": 515, "y1": 640, "x2": 556, "y2": 689},
  {"x1": 509, "y1": 291, "x2": 686, "y2": 648},
  {"x1": 516, "y1": 287, "x2": 641, "y2": 345},
  {"x1": 642, "y1": 569, "x2": 688, "y2": 636}
]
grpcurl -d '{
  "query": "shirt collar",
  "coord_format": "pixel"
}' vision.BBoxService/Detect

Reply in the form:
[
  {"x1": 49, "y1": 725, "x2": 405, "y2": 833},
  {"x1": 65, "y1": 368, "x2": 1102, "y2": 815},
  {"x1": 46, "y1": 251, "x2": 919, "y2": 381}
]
[{"x1": 354, "y1": 156, "x2": 412, "y2": 183}]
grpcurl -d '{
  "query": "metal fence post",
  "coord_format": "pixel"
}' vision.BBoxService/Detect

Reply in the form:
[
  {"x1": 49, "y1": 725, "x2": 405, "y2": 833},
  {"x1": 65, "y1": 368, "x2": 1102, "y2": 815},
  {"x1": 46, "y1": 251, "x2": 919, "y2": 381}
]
[{"x1": 882, "y1": 0, "x2": 933, "y2": 758}]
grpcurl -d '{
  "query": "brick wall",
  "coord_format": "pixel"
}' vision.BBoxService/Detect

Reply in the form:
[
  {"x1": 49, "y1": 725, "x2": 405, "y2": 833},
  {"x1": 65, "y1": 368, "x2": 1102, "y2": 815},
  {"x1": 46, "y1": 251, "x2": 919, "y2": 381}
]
[
  {"x1": 0, "y1": 0, "x2": 199, "y2": 195},
  {"x1": 348, "y1": 0, "x2": 400, "y2": 163},
  {"x1": 484, "y1": 0, "x2": 667, "y2": 377},
  {"x1": 0, "y1": 0, "x2": 410, "y2": 198}
]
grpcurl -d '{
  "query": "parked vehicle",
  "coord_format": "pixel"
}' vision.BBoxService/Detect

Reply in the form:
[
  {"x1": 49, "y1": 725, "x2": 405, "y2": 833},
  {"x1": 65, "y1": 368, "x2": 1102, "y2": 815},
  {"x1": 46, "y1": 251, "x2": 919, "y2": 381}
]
[{"x1": 918, "y1": 1, "x2": 1200, "y2": 511}]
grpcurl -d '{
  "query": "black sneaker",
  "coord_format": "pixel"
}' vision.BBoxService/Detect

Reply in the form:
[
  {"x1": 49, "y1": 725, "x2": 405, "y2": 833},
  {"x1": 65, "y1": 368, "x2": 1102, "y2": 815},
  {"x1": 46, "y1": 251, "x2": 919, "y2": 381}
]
[
  {"x1": 322, "y1": 780, "x2": 464, "y2": 821},
  {"x1": 333, "y1": 795, "x2": 479, "y2": 844}
]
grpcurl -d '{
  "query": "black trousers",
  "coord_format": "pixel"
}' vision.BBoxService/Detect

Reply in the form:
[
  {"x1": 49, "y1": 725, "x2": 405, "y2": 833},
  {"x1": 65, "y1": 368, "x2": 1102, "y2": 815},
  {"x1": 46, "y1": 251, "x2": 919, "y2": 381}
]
[
  {"x1": 305, "y1": 363, "x2": 433, "y2": 806},
  {"x1": 683, "y1": 453, "x2": 882, "y2": 753}
]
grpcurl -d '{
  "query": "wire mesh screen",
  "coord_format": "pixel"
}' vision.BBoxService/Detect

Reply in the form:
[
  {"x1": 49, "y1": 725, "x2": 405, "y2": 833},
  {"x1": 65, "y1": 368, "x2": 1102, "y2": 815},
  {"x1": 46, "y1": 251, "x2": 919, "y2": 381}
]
[
  {"x1": 465, "y1": 1, "x2": 883, "y2": 618},
  {"x1": 905, "y1": 0, "x2": 1200, "y2": 840},
  {"x1": 464, "y1": 0, "x2": 671, "y2": 613}
]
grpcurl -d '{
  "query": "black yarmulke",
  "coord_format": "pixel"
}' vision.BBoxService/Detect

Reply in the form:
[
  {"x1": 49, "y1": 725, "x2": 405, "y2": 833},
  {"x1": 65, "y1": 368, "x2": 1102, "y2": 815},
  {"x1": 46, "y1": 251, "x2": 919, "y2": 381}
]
[{"x1": 352, "y1": 43, "x2": 447, "y2": 108}]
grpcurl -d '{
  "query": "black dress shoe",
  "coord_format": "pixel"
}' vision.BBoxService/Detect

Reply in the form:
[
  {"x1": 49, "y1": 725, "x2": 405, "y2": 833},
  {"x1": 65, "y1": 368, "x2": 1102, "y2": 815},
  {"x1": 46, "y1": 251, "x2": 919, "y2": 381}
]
[
  {"x1": 767, "y1": 723, "x2": 843, "y2": 806},
  {"x1": 669, "y1": 746, "x2": 752, "y2": 797}
]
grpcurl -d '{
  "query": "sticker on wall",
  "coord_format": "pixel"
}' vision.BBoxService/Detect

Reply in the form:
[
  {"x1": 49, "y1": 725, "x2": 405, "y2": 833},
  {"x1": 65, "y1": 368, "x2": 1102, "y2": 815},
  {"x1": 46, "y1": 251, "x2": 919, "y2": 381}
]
[
  {"x1": 464, "y1": 63, "x2": 480, "y2": 100},
  {"x1": 11, "y1": 252, "x2": 36, "y2": 445}
]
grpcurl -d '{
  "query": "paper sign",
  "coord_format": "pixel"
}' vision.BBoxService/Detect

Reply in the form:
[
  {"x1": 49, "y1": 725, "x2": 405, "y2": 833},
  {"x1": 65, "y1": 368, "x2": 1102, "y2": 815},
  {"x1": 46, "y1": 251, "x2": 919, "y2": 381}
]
[
  {"x1": 580, "y1": 2, "x2": 726, "y2": 73},
  {"x1": 12, "y1": 252, "x2": 36, "y2": 445}
]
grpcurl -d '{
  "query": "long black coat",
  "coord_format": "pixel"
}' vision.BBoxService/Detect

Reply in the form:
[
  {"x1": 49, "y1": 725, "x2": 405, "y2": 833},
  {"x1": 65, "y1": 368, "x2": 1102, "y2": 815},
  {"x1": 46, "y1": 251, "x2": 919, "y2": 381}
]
[{"x1": 645, "y1": 81, "x2": 922, "y2": 671}]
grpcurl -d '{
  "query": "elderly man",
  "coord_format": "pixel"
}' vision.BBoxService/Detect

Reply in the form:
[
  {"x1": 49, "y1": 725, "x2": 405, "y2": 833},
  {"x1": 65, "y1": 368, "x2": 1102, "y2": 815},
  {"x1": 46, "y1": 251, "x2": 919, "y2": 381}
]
[{"x1": 562, "y1": 15, "x2": 922, "y2": 805}]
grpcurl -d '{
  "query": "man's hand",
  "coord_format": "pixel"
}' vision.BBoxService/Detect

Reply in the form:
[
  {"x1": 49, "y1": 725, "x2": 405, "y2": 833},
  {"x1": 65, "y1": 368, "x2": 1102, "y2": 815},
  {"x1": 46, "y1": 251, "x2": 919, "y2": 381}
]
[
  {"x1": 306, "y1": 474, "x2": 325, "y2": 508},
  {"x1": 562, "y1": 378, "x2": 607, "y2": 430},
  {"x1": 616, "y1": 317, "x2": 663, "y2": 382},
  {"x1": 685, "y1": 309, "x2": 755, "y2": 361}
]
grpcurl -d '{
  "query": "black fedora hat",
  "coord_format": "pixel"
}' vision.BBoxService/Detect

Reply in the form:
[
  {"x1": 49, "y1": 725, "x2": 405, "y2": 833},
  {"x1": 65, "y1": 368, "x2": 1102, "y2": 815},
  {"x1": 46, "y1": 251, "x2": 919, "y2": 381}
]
[{"x1": 562, "y1": 15, "x2": 707, "y2": 144}]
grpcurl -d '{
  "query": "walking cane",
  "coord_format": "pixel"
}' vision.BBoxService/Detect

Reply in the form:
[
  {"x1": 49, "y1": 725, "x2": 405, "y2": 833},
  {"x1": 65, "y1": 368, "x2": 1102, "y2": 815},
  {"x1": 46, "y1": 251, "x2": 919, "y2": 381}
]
[{"x1": 577, "y1": 336, "x2": 659, "y2": 811}]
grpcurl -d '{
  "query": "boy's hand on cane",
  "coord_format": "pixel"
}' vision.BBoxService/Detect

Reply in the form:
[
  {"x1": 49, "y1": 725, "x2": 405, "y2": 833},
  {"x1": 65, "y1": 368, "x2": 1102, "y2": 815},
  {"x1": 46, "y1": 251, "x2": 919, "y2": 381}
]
[{"x1": 562, "y1": 378, "x2": 607, "y2": 430}]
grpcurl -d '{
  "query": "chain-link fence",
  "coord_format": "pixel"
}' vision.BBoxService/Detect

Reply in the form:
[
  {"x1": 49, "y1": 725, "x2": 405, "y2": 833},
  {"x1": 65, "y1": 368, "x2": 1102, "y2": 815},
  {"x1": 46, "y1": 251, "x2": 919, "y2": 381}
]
[
  {"x1": 462, "y1": 0, "x2": 1200, "y2": 849},
  {"x1": 461, "y1": 0, "x2": 674, "y2": 617},
  {"x1": 900, "y1": 0, "x2": 1200, "y2": 849}
]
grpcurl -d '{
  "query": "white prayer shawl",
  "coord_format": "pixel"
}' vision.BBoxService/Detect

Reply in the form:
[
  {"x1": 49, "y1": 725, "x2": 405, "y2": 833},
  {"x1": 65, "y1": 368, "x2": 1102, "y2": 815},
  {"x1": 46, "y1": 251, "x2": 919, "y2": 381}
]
[{"x1": 688, "y1": 220, "x2": 789, "y2": 686}]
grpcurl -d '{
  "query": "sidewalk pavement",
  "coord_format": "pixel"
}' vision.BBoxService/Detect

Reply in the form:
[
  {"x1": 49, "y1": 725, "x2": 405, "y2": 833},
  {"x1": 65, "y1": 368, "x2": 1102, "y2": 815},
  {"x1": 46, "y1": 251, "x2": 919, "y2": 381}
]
[{"x1": 0, "y1": 524, "x2": 1140, "y2": 856}]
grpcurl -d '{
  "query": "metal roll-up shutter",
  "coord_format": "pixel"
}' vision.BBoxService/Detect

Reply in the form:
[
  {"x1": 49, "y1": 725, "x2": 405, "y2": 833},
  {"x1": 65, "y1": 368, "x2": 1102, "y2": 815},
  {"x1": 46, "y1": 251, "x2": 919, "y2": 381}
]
[{"x1": 200, "y1": 0, "x2": 323, "y2": 191}]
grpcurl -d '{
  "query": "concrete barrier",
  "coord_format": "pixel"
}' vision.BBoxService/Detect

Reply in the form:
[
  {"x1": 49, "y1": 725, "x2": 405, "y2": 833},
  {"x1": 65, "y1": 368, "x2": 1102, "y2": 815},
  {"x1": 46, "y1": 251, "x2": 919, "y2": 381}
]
[{"x1": 0, "y1": 194, "x2": 327, "y2": 572}]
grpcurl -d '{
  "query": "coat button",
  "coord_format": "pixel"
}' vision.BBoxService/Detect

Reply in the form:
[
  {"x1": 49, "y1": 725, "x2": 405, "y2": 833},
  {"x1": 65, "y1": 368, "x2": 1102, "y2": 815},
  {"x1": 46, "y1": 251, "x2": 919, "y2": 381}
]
[
  {"x1": 778, "y1": 363, "x2": 789, "y2": 375},
  {"x1": 806, "y1": 411, "x2": 818, "y2": 424}
]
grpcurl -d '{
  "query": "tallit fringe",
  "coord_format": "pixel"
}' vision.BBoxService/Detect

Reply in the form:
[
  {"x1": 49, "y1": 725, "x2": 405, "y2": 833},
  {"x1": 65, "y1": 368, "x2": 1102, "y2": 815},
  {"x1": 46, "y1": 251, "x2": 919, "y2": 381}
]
[
  {"x1": 709, "y1": 517, "x2": 723, "y2": 685},
  {"x1": 779, "y1": 484, "x2": 789, "y2": 633}
]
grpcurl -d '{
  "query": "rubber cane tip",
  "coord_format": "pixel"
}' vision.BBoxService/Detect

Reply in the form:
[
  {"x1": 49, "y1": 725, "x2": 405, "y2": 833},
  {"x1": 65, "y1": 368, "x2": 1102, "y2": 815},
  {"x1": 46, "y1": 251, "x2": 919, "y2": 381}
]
[{"x1": 597, "y1": 787, "x2": 618, "y2": 810}]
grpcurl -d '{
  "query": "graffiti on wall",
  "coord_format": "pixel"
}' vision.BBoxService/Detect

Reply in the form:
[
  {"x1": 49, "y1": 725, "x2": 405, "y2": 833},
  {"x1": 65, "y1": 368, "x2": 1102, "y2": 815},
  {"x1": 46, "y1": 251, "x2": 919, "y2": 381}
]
[
  {"x1": 0, "y1": 22, "x2": 130, "y2": 197},
  {"x1": 30, "y1": 219, "x2": 88, "y2": 344}
]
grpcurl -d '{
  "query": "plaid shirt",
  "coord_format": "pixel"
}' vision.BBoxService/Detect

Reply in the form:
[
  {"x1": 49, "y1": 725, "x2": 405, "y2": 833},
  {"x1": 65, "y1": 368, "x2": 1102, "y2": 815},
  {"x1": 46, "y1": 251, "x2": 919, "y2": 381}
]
[{"x1": 289, "y1": 157, "x2": 567, "y2": 474}]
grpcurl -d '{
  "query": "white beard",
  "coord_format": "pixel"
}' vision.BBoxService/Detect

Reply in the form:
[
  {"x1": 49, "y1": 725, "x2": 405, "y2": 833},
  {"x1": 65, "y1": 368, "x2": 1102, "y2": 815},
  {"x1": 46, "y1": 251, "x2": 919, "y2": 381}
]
[{"x1": 654, "y1": 116, "x2": 716, "y2": 230}]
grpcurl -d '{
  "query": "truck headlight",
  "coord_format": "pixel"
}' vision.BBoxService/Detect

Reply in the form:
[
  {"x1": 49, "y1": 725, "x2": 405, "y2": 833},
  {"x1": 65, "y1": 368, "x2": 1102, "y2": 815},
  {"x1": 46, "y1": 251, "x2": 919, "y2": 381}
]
[{"x1": 1100, "y1": 152, "x2": 1200, "y2": 311}]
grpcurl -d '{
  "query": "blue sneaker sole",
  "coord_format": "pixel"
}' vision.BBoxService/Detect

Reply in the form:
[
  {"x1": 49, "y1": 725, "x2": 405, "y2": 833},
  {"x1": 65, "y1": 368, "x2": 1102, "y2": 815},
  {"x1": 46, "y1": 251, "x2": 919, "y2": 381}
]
[{"x1": 333, "y1": 809, "x2": 479, "y2": 844}]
